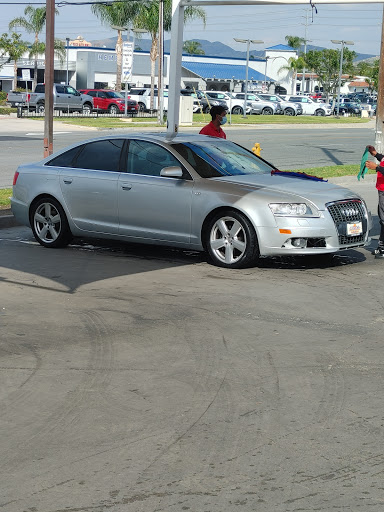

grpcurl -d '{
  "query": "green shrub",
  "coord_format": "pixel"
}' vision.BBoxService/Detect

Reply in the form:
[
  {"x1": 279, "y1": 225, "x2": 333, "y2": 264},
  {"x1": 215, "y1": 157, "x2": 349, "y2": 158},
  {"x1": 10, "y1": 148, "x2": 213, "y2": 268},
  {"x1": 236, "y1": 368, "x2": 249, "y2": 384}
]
[{"x1": 0, "y1": 107, "x2": 17, "y2": 115}]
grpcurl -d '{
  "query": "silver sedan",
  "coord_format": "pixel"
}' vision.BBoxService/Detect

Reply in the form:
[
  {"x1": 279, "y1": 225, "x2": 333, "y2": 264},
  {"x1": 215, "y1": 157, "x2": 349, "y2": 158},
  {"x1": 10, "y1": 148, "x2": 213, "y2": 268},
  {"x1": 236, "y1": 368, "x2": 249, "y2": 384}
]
[{"x1": 11, "y1": 133, "x2": 371, "y2": 268}]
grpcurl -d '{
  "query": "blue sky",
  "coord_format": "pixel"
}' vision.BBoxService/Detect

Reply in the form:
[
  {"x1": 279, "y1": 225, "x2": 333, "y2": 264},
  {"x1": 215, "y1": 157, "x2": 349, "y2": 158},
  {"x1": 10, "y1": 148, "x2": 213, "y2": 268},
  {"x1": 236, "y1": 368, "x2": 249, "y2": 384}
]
[{"x1": 0, "y1": 2, "x2": 382, "y2": 57}]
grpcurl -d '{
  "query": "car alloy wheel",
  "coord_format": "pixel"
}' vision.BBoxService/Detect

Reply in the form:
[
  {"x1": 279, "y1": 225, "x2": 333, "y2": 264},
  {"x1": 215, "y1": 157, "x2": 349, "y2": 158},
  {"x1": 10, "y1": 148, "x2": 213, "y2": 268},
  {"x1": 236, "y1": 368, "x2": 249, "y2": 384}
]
[
  {"x1": 262, "y1": 107, "x2": 273, "y2": 115},
  {"x1": 82, "y1": 104, "x2": 92, "y2": 115},
  {"x1": 205, "y1": 210, "x2": 259, "y2": 268},
  {"x1": 232, "y1": 106, "x2": 243, "y2": 115},
  {"x1": 109, "y1": 104, "x2": 119, "y2": 114},
  {"x1": 36, "y1": 102, "x2": 45, "y2": 114},
  {"x1": 284, "y1": 107, "x2": 295, "y2": 116},
  {"x1": 31, "y1": 197, "x2": 72, "y2": 248},
  {"x1": 315, "y1": 109, "x2": 325, "y2": 116}
]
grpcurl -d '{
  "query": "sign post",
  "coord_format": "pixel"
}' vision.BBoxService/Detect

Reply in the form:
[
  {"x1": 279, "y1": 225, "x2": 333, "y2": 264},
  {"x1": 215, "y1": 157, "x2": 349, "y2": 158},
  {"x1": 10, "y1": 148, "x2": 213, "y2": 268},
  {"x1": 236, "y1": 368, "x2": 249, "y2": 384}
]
[
  {"x1": 22, "y1": 69, "x2": 30, "y2": 109},
  {"x1": 122, "y1": 41, "x2": 134, "y2": 116}
]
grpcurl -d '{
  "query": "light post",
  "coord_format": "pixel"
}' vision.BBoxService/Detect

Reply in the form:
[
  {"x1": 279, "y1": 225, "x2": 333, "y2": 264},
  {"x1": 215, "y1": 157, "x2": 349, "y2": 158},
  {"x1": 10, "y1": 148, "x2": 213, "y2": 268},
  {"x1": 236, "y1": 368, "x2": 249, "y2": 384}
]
[
  {"x1": 66, "y1": 37, "x2": 70, "y2": 85},
  {"x1": 234, "y1": 38, "x2": 263, "y2": 117},
  {"x1": 264, "y1": 56, "x2": 270, "y2": 92},
  {"x1": 331, "y1": 39, "x2": 354, "y2": 117}
]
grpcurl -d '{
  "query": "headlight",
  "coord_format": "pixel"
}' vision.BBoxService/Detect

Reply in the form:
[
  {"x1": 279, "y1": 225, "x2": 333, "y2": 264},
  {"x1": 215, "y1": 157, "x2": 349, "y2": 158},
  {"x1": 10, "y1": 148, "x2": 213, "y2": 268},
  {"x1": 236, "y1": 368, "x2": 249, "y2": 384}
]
[
  {"x1": 212, "y1": 101, "x2": 219, "y2": 105},
  {"x1": 269, "y1": 203, "x2": 313, "y2": 216}
]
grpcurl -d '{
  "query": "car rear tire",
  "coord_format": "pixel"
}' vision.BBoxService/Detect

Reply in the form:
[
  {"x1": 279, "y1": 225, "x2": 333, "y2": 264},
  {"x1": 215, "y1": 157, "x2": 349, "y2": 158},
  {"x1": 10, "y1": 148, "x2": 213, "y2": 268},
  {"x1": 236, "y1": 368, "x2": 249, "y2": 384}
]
[
  {"x1": 284, "y1": 107, "x2": 295, "y2": 116},
  {"x1": 82, "y1": 103, "x2": 92, "y2": 115},
  {"x1": 203, "y1": 106, "x2": 211, "y2": 114},
  {"x1": 109, "y1": 104, "x2": 119, "y2": 114},
  {"x1": 204, "y1": 210, "x2": 259, "y2": 268},
  {"x1": 138, "y1": 102, "x2": 146, "y2": 112},
  {"x1": 262, "y1": 107, "x2": 273, "y2": 115},
  {"x1": 315, "y1": 109, "x2": 325, "y2": 116},
  {"x1": 232, "y1": 106, "x2": 243, "y2": 115},
  {"x1": 30, "y1": 197, "x2": 72, "y2": 248},
  {"x1": 36, "y1": 102, "x2": 45, "y2": 114}
]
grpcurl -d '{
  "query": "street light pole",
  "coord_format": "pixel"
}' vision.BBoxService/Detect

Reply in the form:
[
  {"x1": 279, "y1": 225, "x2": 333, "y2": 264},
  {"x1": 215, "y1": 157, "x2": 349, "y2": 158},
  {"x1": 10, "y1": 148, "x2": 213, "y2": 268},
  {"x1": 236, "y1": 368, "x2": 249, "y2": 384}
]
[
  {"x1": 331, "y1": 39, "x2": 354, "y2": 117},
  {"x1": 234, "y1": 38, "x2": 263, "y2": 118},
  {"x1": 66, "y1": 37, "x2": 69, "y2": 85},
  {"x1": 264, "y1": 56, "x2": 269, "y2": 92}
]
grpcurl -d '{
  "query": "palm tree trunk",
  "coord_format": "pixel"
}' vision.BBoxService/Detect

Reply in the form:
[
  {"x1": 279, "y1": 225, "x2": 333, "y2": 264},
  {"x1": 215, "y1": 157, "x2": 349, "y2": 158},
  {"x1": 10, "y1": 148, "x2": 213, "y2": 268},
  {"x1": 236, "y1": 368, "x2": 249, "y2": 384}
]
[
  {"x1": 292, "y1": 71, "x2": 297, "y2": 95},
  {"x1": 13, "y1": 61, "x2": 18, "y2": 90},
  {"x1": 150, "y1": 36, "x2": 158, "y2": 110},
  {"x1": 115, "y1": 30, "x2": 123, "y2": 92},
  {"x1": 33, "y1": 32, "x2": 38, "y2": 90}
]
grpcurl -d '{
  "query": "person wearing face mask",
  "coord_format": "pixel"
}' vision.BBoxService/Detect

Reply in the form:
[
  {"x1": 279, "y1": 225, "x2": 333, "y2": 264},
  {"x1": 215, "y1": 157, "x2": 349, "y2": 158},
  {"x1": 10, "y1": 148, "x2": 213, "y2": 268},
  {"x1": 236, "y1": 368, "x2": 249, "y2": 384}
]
[{"x1": 199, "y1": 105, "x2": 227, "y2": 139}]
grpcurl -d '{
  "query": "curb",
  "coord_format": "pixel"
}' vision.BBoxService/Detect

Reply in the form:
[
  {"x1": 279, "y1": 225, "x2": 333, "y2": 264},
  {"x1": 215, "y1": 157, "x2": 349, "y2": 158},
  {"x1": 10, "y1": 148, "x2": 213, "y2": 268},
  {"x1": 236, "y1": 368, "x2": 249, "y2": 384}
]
[{"x1": 0, "y1": 209, "x2": 20, "y2": 230}]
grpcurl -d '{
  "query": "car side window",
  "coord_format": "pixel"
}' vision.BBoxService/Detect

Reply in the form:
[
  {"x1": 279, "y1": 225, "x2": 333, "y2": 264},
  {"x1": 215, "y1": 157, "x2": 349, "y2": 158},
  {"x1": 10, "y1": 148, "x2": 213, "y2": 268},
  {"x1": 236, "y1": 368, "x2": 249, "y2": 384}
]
[
  {"x1": 56, "y1": 85, "x2": 65, "y2": 94},
  {"x1": 127, "y1": 140, "x2": 183, "y2": 177},
  {"x1": 46, "y1": 146, "x2": 82, "y2": 168},
  {"x1": 87, "y1": 91, "x2": 97, "y2": 97},
  {"x1": 65, "y1": 86, "x2": 78, "y2": 96},
  {"x1": 98, "y1": 92, "x2": 107, "y2": 98},
  {"x1": 73, "y1": 139, "x2": 125, "y2": 172}
]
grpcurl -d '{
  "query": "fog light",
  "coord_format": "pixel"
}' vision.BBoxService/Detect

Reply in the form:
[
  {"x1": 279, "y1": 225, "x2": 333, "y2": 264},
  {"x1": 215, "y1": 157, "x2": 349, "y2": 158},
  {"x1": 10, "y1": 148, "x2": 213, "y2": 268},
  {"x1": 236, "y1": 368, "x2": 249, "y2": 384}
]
[{"x1": 291, "y1": 238, "x2": 307, "y2": 248}]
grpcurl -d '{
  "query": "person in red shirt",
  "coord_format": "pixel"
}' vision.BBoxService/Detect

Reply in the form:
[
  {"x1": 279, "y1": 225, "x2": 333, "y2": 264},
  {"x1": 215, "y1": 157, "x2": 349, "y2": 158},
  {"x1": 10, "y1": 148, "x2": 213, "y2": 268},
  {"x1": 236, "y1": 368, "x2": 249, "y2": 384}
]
[
  {"x1": 199, "y1": 105, "x2": 227, "y2": 139},
  {"x1": 366, "y1": 145, "x2": 384, "y2": 258}
]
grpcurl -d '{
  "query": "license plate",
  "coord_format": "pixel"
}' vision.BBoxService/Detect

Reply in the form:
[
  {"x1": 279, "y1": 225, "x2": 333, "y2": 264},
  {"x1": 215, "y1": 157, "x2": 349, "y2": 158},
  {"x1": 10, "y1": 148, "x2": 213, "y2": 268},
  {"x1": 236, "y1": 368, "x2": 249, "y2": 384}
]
[{"x1": 347, "y1": 221, "x2": 362, "y2": 236}]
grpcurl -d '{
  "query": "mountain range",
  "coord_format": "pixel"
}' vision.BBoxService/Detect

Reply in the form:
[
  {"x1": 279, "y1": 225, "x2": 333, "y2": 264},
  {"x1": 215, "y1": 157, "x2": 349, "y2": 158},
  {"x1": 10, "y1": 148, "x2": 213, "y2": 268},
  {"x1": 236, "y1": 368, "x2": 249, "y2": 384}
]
[{"x1": 90, "y1": 37, "x2": 377, "y2": 62}]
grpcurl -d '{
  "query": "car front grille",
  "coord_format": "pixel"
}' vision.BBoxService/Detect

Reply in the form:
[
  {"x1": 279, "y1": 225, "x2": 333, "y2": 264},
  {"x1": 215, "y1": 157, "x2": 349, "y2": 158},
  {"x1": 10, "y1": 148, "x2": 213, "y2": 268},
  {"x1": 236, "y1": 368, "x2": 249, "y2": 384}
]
[{"x1": 326, "y1": 199, "x2": 368, "y2": 245}]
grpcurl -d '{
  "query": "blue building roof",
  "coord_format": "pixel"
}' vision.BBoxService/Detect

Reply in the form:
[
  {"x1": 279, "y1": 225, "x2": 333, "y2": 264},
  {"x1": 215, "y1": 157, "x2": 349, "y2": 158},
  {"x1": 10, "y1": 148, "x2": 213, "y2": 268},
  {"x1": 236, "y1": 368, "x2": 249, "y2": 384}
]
[
  {"x1": 182, "y1": 61, "x2": 274, "y2": 82},
  {"x1": 266, "y1": 44, "x2": 295, "y2": 51}
]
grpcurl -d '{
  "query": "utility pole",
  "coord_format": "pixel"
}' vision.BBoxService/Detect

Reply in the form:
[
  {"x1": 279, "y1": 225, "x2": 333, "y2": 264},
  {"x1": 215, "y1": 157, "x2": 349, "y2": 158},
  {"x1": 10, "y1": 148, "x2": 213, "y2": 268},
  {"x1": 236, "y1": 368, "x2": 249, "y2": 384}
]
[
  {"x1": 301, "y1": 9, "x2": 311, "y2": 94},
  {"x1": 44, "y1": 0, "x2": 54, "y2": 157},
  {"x1": 375, "y1": 4, "x2": 384, "y2": 153},
  {"x1": 158, "y1": 0, "x2": 164, "y2": 125}
]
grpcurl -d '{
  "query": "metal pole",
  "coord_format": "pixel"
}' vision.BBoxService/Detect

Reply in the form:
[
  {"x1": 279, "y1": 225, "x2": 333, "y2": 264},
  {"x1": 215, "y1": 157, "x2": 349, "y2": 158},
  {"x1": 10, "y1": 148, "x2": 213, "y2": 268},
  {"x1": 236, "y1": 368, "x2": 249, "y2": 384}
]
[
  {"x1": 375, "y1": 4, "x2": 384, "y2": 153},
  {"x1": 301, "y1": 9, "x2": 309, "y2": 93},
  {"x1": 66, "y1": 37, "x2": 69, "y2": 85},
  {"x1": 336, "y1": 41, "x2": 344, "y2": 118},
  {"x1": 158, "y1": 0, "x2": 164, "y2": 125},
  {"x1": 243, "y1": 40, "x2": 250, "y2": 118},
  {"x1": 44, "y1": 0, "x2": 55, "y2": 157},
  {"x1": 264, "y1": 57, "x2": 268, "y2": 91}
]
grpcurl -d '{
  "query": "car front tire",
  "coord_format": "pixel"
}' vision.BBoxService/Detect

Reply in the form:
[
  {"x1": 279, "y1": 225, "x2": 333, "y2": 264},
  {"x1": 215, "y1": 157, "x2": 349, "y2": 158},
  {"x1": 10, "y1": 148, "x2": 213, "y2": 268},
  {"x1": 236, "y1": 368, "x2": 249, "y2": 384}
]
[
  {"x1": 315, "y1": 109, "x2": 325, "y2": 116},
  {"x1": 262, "y1": 107, "x2": 273, "y2": 115},
  {"x1": 30, "y1": 197, "x2": 72, "y2": 248},
  {"x1": 232, "y1": 106, "x2": 243, "y2": 115},
  {"x1": 109, "y1": 104, "x2": 119, "y2": 114},
  {"x1": 205, "y1": 210, "x2": 259, "y2": 268},
  {"x1": 284, "y1": 107, "x2": 295, "y2": 116}
]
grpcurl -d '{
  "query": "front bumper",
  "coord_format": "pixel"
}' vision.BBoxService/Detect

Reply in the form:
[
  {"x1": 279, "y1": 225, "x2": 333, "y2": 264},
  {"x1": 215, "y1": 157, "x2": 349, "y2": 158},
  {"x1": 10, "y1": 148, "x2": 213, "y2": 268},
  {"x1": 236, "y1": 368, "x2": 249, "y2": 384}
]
[{"x1": 257, "y1": 207, "x2": 372, "y2": 257}]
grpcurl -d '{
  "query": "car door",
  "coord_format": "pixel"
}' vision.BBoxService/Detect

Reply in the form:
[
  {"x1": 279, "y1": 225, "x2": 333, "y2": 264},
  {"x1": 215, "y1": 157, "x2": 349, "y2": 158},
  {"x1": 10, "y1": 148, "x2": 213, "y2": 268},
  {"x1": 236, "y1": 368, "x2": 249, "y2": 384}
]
[
  {"x1": 54, "y1": 85, "x2": 67, "y2": 110},
  {"x1": 118, "y1": 140, "x2": 194, "y2": 243},
  {"x1": 64, "y1": 86, "x2": 81, "y2": 111},
  {"x1": 59, "y1": 139, "x2": 124, "y2": 234},
  {"x1": 96, "y1": 91, "x2": 109, "y2": 111}
]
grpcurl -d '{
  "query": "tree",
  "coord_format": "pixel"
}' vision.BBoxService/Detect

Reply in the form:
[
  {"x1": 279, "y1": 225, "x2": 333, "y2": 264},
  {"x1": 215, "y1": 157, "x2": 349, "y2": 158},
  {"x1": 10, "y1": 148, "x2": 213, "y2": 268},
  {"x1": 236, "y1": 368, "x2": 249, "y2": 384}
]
[
  {"x1": 134, "y1": 0, "x2": 206, "y2": 109},
  {"x1": 92, "y1": 1, "x2": 142, "y2": 92},
  {"x1": 285, "y1": 35, "x2": 305, "y2": 52},
  {"x1": 0, "y1": 32, "x2": 29, "y2": 89},
  {"x1": 9, "y1": 6, "x2": 60, "y2": 90},
  {"x1": 279, "y1": 56, "x2": 306, "y2": 95},
  {"x1": 304, "y1": 48, "x2": 356, "y2": 99},
  {"x1": 183, "y1": 40, "x2": 204, "y2": 55}
]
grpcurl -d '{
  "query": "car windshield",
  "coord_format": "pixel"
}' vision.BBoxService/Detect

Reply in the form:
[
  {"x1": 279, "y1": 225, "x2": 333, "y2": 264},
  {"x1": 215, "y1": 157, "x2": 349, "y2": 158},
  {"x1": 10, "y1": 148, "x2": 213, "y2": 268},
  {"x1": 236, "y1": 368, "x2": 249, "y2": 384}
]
[{"x1": 173, "y1": 140, "x2": 274, "y2": 178}]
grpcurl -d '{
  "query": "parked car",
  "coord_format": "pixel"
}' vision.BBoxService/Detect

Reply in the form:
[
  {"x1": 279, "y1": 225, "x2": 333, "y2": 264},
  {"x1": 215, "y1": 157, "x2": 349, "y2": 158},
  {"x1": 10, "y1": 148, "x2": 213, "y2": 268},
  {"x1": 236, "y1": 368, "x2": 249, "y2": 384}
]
[
  {"x1": 11, "y1": 133, "x2": 371, "y2": 269},
  {"x1": 201, "y1": 91, "x2": 254, "y2": 115},
  {"x1": 28, "y1": 84, "x2": 93, "y2": 114},
  {"x1": 192, "y1": 91, "x2": 228, "y2": 114},
  {"x1": 79, "y1": 89, "x2": 139, "y2": 115},
  {"x1": 234, "y1": 93, "x2": 282, "y2": 115},
  {"x1": 333, "y1": 102, "x2": 362, "y2": 115},
  {"x1": 127, "y1": 88, "x2": 192, "y2": 111},
  {"x1": 286, "y1": 96, "x2": 332, "y2": 116},
  {"x1": 257, "y1": 94, "x2": 303, "y2": 116}
]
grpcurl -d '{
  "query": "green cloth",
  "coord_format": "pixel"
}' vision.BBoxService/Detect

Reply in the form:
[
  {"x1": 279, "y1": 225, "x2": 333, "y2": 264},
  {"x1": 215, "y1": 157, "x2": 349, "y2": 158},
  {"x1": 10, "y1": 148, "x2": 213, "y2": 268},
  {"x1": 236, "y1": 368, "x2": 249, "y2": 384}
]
[{"x1": 358, "y1": 147, "x2": 369, "y2": 181}]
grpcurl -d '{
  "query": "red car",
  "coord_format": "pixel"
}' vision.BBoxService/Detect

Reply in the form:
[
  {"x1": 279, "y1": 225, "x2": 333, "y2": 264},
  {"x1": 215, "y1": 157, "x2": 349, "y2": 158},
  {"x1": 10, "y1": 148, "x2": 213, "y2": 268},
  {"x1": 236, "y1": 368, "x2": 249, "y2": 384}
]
[{"x1": 79, "y1": 89, "x2": 139, "y2": 115}]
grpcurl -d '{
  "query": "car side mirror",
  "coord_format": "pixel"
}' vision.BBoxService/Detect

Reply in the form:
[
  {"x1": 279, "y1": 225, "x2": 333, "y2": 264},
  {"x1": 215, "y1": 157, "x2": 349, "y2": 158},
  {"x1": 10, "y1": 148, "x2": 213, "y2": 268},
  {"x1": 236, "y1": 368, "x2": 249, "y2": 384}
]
[{"x1": 160, "y1": 166, "x2": 183, "y2": 178}]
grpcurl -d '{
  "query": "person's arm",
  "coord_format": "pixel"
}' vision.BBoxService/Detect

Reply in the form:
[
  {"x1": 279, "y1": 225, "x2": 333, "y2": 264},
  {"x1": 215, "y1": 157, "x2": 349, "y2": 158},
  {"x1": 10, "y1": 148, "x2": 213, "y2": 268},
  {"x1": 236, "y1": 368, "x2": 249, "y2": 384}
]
[
  {"x1": 366, "y1": 159, "x2": 384, "y2": 175},
  {"x1": 367, "y1": 145, "x2": 384, "y2": 161}
]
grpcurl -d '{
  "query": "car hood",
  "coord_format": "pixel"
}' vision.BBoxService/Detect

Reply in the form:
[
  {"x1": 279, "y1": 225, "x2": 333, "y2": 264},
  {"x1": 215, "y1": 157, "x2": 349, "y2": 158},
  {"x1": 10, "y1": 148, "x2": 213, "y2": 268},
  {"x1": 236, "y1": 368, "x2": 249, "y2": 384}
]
[{"x1": 214, "y1": 173, "x2": 360, "y2": 209}]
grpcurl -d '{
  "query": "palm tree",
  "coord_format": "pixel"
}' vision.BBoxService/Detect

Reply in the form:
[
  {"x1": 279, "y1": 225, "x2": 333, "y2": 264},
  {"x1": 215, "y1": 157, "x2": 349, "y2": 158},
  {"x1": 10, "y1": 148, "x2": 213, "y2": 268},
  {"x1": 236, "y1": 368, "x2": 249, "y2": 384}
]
[
  {"x1": 92, "y1": 1, "x2": 142, "y2": 92},
  {"x1": 0, "y1": 32, "x2": 29, "y2": 89},
  {"x1": 9, "y1": 6, "x2": 60, "y2": 90},
  {"x1": 285, "y1": 35, "x2": 305, "y2": 52},
  {"x1": 279, "y1": 56, "x2": 306, "y2": 95},
  {"x1": 183, "y1": 40, "x2": 205, "y2": 55},
  {"x1": 134, "y1": 0, "x2": 206, "y2": 109}
]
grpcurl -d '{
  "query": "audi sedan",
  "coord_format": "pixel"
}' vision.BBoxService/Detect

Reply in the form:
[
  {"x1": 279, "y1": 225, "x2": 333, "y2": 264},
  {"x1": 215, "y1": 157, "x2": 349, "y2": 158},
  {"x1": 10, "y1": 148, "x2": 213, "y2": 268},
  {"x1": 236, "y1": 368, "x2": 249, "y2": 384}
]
[{"x1": 11, "y1": 134, "x2": 371, "y2": 268}]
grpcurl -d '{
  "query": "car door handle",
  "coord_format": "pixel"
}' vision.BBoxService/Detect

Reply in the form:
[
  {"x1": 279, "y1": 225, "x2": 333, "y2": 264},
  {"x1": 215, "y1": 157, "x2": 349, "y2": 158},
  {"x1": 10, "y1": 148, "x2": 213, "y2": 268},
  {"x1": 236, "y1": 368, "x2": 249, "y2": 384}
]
[
  {"x1": 63, "y1": 178, "x2": 73, "y2": 184},
  {"x1": 121, "y1": 183, "x2": 132, "y2": 190}
]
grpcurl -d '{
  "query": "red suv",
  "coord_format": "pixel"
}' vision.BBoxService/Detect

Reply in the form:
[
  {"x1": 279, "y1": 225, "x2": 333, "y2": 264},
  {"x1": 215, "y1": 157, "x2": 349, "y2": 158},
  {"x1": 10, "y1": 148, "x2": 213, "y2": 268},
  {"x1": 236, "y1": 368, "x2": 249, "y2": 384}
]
[{"x1": 79, "y1": 89, "x2": 139, "y2": 115}]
